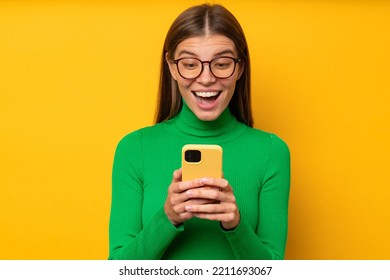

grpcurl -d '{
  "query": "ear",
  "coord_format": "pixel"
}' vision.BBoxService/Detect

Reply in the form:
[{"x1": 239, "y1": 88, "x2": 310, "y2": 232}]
[{"x1": 165, "y1": 52, "x2": 179, "y2": 81}]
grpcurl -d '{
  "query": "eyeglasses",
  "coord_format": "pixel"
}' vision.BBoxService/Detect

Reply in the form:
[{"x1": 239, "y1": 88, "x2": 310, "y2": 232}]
[{"x1": 172, "y1": 56, "x2": 241, "y2": 79}]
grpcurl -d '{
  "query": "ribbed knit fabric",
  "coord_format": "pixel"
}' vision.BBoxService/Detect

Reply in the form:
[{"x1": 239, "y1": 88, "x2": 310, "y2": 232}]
[{"x1": 109, "y1": 102, "x2": 290, "y2": 260}]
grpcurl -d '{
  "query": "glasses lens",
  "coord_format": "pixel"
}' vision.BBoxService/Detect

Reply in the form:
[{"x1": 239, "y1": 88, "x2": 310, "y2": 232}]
[
  {"x1": 177, "y1": 58, "x2": 202, "y2": 79},
  {"x1": 176, "y1": 57, "x2": 238, "y2": 79},
  {"x1": 211, "y1": 57, "x2": 236, "y2": 78}
]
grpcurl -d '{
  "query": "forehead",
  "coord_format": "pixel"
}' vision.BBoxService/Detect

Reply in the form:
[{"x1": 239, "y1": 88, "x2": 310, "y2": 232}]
[{"x1": 175, "y1": 35, "x2": 237, "y2": 58}]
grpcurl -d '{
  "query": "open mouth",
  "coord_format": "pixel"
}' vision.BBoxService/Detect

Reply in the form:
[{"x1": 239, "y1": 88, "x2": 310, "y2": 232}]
[{"x1": 192, "y1": 91, "x2": 222, "y2": 104}]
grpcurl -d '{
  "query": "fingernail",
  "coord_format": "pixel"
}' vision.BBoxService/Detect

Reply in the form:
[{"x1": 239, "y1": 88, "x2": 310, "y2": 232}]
[
  {"x1": 186, "y1": 190, "x2": 193, "y2": 197},
  {"x1": 185, "y1": 205, "x2": 193, "y2": 211}
]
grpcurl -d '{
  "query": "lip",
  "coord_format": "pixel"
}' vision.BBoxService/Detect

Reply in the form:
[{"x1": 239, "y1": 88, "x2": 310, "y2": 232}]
[
  {"x1": 192, "y1": 90, "x2": 222, "y2": 110},
  {"x1": 192, "y1": 89, "x2": 222, "y2": 93}
]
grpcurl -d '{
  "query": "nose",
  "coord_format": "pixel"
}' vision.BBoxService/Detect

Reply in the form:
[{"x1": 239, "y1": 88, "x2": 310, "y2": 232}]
[{"x1": 196, "y1": 62, "x2": 217, "y2": 84}]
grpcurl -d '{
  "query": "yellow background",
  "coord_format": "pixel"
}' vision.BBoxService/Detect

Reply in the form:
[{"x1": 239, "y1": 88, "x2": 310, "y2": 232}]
[{"x1": 1, "y1": 0, "x2": 389, "y2": 259}]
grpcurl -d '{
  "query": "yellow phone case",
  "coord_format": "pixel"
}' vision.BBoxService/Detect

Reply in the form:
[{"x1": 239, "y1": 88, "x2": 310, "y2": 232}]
[{"x1": 182, "y1": 144, "x2": 223, "y2": 181}]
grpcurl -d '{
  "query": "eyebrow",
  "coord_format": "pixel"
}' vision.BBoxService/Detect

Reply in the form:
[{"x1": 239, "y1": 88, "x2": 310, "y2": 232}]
[{"x1": 177, "y1": 49, "x2": 236, "y2": 58}]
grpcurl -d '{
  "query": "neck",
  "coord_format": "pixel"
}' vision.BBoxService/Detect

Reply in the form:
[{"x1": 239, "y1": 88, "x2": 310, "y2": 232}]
[{"x1": 165, "y1": 101, "x2": 246, "y2": 141}]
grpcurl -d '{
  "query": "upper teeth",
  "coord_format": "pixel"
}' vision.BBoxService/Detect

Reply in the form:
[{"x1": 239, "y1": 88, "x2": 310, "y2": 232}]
[{"x1": 194, "y1": 91, "x2": 219, "y2": 97}]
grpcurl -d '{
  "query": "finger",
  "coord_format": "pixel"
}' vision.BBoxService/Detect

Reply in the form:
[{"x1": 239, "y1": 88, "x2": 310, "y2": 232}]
[
  {"x1": 185, "y1": 187, "x2": 221, "y2": 201},
  {"x1": 179, "y1": 211, "x2": 194, "y2": 221},
  {"x1": 186, "y1": 198, "x2": 220, "y2": 205},
  {"x1": 185, "y1": 202, "x2": 237, "y2": 214},
  {"x1": 198, "y1": 177, "x2": 232, "y2": 191},
  {"x1": 168, "y1": 168, "x2": 183, "y2": 194},
  {"x1": 192, "y1": 212, "x2": 237, "y2": 223},
  {"x1": 186, "y1": 187, "x2": 236, "y2": 203},
  {"x1": 178, "y1": 178, "x2": 207, "y2": 192},
  {"x1": 172, "y1": 198, "x2": 218, "y2": 213},
  {"x1": 168, "y1": 191, "x2": 191, "y2": 206},
  {"x1": 172, "y1": 168, "x2": 182, "y2": 183},
  {"x1": 170, "y1": 188, "x2": 219, "y2": 206}
]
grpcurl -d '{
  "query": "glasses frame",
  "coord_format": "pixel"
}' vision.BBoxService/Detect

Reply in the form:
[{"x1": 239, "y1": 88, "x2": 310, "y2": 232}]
[{"x1": 172, "y1": 56, "x2": 242, "y2": 80}]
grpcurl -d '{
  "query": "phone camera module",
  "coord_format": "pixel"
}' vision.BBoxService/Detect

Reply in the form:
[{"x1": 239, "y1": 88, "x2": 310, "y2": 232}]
[{"x1": 185, "y1": 150, "x2": 201, "y2": 163}]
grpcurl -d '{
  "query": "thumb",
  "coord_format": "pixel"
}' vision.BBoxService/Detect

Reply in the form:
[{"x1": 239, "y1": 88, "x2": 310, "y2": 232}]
[{"x1": 172, "y1": 168, "x2": 182, "y2": 183}]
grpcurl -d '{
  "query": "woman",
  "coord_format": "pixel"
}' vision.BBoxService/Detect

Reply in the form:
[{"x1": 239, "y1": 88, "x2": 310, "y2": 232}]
[{"x1": 109, "y1": 3, "x2": 290, "y2": 260}]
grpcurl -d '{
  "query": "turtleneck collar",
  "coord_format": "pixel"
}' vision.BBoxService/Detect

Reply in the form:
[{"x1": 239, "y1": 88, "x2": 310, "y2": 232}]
[{"x1": 164, "y1": 101, "x2": 246, "y2": 142}]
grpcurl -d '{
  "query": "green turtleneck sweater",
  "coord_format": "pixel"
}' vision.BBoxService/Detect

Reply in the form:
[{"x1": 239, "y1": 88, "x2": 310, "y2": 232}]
[{"x1": 109, "y1": 103, "x2": 290, "y2": 260}]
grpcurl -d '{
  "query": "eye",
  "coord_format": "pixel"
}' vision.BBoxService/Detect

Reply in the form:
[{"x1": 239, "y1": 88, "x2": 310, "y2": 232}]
[
  {"x1": 212, "y1": 58, "x2": 233, "y2": 69},
  {"x1": 180, "y1": 59, "x2": 200, "y2": 70}
]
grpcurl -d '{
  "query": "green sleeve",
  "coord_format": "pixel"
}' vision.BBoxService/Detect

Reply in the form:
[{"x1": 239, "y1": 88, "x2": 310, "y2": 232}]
[
  {"x1": 223, "y1": 135, "x2": 290, "y2": 259},
  {"x1": 108, "y1": 132, "x2": 183, "y2": 260}
]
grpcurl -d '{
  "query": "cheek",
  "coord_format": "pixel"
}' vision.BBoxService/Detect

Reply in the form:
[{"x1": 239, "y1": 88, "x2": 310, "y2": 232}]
[
  {"x1": 221, "y1": 79, "x2": 237, "y2": 92},
  {"x1": 177, "y1": 79, "x2": 194, "y2": 91}
]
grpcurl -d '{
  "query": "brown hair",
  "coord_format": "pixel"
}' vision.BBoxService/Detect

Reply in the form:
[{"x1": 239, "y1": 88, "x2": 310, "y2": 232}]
[{"x1": 155, "y1": 3, "x2": 253, "y2": 127}]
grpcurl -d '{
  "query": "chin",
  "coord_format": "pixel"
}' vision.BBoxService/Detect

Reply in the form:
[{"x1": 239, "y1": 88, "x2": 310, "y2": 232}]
[{"x1": 194, "y1": 111, "x2": 221, "y2": 121}]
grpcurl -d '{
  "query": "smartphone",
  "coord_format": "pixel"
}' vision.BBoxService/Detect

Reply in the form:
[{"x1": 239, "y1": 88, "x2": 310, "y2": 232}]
[{"x1": 182, "y1": 144, "x2": 223, "y2": 181}]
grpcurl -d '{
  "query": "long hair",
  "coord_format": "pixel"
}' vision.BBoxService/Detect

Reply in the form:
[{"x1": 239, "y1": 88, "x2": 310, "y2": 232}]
[{"x1": 155, "y1": 4, "x2": 253, "y2": 127}]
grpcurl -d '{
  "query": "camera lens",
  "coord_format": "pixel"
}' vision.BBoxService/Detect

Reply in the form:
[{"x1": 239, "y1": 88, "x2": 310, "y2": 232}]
[{"x1": 185, "y1": 150, "x2": 201, "y2": 163}]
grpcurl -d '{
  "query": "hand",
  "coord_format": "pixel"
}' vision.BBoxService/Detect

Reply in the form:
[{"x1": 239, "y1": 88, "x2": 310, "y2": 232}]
[
  {"x1": 182, "y1": 177, "x2": 240, "y2": 230},
  {"x1": 164, "y1": 169, "x2": 217, "y2": 226}
]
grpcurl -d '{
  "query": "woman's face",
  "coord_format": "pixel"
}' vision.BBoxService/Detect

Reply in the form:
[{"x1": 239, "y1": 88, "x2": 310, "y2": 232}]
[{"x1": 167, "y1": 34, "x2": 243, "y2": 121}]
